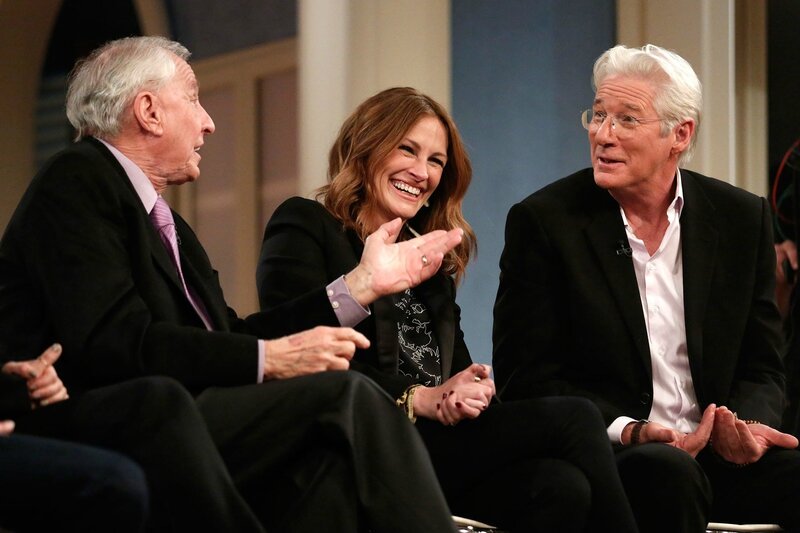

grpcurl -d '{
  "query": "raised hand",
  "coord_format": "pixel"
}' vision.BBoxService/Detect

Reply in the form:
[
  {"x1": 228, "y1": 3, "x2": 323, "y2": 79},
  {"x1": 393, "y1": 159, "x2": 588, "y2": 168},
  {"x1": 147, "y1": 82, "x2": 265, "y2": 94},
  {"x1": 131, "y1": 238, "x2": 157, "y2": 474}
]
[
  {"x1": 2, "y1": 343, "x2": 69, "y2": 408},
  {"x1": 345, "y1": 218, "x2": 463, "y2": 306},
  {"x1": 263, "y1": 326, "x2": 370, "y2": 379}
]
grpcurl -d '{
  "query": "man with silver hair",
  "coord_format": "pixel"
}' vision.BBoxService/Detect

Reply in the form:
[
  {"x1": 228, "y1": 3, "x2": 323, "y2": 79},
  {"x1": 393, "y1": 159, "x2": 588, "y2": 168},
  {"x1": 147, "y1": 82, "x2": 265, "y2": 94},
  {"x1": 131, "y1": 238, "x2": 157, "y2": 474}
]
[
  {"x1": 0, "y1": 36, "x2": 462, "y2": 532},
  {"x1": 494, "y1": 43, "x2": 800, "y2": 532}
]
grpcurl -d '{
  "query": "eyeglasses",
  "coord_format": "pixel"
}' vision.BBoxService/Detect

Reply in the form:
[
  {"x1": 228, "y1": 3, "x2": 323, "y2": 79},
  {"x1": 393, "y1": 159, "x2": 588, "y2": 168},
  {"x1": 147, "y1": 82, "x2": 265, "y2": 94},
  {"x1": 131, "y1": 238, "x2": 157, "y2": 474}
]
[{"x1": 580, "y1": 109, "x2": 664, "y2": 139}]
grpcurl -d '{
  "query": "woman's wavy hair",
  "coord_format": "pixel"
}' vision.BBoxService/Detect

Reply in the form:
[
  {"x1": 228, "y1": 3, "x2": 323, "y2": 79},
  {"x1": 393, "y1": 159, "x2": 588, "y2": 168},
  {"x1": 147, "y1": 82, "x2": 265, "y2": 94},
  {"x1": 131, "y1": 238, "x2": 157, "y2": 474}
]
[{"x1": 317, "y1": 87, "x2": 476, "y2": 283}]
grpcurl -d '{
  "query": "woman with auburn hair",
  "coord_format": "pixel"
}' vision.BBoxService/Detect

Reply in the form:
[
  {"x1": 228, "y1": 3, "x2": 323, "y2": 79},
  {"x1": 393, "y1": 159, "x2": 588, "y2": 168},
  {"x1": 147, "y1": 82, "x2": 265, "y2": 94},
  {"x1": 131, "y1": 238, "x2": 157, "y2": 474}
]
[{"x1": 257, "y1": 87, "x2": 638, "y2": 532}]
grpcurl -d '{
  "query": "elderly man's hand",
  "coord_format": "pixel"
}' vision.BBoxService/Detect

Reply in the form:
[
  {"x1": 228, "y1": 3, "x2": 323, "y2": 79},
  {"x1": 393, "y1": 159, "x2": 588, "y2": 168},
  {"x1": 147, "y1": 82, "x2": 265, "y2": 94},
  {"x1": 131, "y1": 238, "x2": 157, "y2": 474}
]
[
  {"x1": 625, "y1": 404, "x2": 716, "y2": 457},
  {"x1": 262, "y1": 326, "x2": 370, "y2": 380},
  {"x1": 0, "y1": 420, "x2": 14, "y2": 437},
  {"x1": 344, "y1": 218, "x2": 463, "y2": 306},
  {"x1": 710, "y1": 406, "x2": 799, "y2": 465},
  {"x1": 2, "y1": 344, "x2": 69, "y2": 408}
]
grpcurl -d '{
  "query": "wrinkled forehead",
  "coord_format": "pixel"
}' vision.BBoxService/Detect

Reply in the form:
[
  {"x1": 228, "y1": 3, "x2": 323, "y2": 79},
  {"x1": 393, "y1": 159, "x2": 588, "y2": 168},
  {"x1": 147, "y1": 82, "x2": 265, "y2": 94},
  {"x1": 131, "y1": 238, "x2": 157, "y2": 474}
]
[
  {"x1": 169, "y1": 53, "x2": 199, "y2": 91},
  {"x1": 594, "y1": 75, "x2": 658, "y2": 113}
]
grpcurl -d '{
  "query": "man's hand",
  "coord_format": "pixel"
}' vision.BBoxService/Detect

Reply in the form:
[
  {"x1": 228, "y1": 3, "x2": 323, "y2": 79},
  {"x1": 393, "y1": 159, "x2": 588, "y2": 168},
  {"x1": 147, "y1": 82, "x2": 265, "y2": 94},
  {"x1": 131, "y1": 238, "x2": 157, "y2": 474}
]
[
  {"x1": 263, "y1": 326, "x2": 370, "y2": 380},
  {"x1": 2, "y1": 344, "x2": 69, "y2": 408},
  {"x1": 711, "y1": 406, "x2": 799, "y2": 465},
  {"x1": 0, "y1": 420, "x2": 14, "y2": 437},
  {"x1": 344, "y1": 218, "x2": 463, "y2": 306},
  {"x1": 624, "y1": 404, "x2": 716, "y2": 458}
]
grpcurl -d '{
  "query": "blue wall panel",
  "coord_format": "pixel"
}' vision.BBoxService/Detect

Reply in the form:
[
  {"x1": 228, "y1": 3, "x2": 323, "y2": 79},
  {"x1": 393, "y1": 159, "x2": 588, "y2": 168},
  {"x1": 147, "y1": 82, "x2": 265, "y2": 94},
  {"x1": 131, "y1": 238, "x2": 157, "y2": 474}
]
[{"x1": 452, "y1": 0, "x2": 615, "y2": 363}]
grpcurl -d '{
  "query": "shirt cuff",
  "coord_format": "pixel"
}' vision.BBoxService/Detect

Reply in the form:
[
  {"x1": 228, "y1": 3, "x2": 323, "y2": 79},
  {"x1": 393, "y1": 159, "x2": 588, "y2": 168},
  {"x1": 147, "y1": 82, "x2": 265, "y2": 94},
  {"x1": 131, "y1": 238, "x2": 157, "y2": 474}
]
[
  {"x1": 608, "y1": 416, "x2": 637, "y2": 443},
  {"x1": 257, "y1": 340, "x2": 265, "y2": 383},
  {"x1": 326, "y1": 275, "x2": 370, "y2": 327}
]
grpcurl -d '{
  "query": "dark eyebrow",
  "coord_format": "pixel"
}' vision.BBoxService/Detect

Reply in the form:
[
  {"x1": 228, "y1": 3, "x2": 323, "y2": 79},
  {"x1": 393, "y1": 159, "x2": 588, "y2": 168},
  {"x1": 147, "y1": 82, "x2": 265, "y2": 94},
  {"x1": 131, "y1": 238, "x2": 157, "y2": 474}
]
[{"x1": 401, "y1": 137, "x2": 447, "y2": 160}]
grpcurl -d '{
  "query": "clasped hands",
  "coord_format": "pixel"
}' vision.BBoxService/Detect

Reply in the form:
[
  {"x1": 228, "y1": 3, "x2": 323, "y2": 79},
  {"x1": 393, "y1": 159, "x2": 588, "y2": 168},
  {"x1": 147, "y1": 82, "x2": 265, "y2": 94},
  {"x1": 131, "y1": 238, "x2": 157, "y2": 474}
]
[
  {"x1": 625, "y1": 404, "x2": 799, "y2": 464},
  {"x1": 413, "y1": 364, "x2": 496, "y2": 426},
  {"x1": 1, "y1": 344, "x2": 70, "y2": 436}
]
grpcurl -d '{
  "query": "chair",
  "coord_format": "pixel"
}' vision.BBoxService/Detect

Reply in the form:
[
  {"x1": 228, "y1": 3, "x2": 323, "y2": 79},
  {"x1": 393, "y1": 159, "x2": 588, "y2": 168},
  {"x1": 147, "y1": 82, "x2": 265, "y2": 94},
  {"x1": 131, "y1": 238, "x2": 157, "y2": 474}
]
[
  {"x1": 706, "y1": 523, "x2": 783, "y2": 532},
  {"x1": 453, "y1": 515, "x2": 505, "y2": 532}
]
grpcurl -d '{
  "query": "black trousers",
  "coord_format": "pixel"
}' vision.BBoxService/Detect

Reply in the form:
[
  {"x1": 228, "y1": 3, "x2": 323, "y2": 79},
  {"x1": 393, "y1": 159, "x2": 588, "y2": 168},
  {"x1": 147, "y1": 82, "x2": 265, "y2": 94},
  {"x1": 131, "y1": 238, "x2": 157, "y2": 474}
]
[
  {"x1": 0, "y1": 433, "x2": 148, "y2": 532},
  {"x1": 416, "y1": 396, "x2": 639, "y2": 533},
  {"x1": 615, "y1": 442, "x2": 800, "y2": 533},
  {"x1": 196, "y1": 371, "x2": 455, "y2": 533},
  {"x1": 14, "y1": 376, "x2": 263, "y2": 532}
]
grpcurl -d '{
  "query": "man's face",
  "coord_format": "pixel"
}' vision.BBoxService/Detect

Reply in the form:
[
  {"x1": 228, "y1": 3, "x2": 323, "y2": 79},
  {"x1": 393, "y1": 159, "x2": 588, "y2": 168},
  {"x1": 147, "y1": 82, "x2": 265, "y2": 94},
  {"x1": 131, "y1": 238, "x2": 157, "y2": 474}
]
[
  {"x1": 154, "y1": 57, "x2": 215, "y2": 186},
  {"x1": 589, "y1": 75, "x2": 678, "y2": 195}
]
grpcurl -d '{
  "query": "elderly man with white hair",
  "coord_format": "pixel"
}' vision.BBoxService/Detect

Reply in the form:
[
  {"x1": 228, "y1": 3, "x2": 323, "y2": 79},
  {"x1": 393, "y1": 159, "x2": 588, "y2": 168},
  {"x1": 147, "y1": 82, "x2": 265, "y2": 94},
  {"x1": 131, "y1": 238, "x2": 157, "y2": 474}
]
[
  {"x1": 0, "y1": 36, "x2": 462, "y2": 532},
  {"x1": 494, "y1": 44, "x2": 800, "y2": 532}
]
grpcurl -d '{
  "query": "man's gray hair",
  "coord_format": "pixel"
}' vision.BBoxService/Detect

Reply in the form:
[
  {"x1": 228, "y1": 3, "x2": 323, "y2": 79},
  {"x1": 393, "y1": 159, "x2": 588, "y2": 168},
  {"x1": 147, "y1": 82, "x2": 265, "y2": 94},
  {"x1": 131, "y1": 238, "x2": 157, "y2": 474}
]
[
  {"x1": 592, "y1": 44, "x2": 702, "y2": 164},
  {"x1": 66, "y1": 36, "x2": 190, "y2": 141}
]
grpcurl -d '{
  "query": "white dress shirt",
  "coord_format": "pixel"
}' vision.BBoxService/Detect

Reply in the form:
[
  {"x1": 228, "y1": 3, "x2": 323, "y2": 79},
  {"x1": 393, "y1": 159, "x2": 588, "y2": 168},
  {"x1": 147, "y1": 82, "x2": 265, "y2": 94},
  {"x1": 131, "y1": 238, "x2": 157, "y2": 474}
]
[{"x1": 607, "y1": 171, "x2": 702, "y2": 442}]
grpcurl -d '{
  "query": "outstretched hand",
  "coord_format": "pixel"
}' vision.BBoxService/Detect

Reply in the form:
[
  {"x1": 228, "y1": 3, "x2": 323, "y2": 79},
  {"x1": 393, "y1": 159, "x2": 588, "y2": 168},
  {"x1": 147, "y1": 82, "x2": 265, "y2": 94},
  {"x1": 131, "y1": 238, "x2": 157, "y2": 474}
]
[
  {"x1": 628, "y1": 404, "x2": 716, "y2": 458},
  {"x1": 711, "y1": 406, "x2": 798, "y2": 465},
  {"x1": 2, "y1": 344, "x2": 69, "y2": 408},
  {"x1": 344, "y1": 218, "x2": 463, "y2": 306}
]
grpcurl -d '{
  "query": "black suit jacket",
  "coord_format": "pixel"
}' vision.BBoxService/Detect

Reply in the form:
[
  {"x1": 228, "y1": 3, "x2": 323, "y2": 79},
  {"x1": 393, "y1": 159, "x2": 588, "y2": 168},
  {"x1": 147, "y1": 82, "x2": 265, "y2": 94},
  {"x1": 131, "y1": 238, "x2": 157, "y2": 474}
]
[
  {"x1": 0, "y1": 139, "x2": 337, "y2": 393},
  {"x1": 257, "y1": 197, "x2": 472, "y2": 398},
  {"x1": 493, "y1": 168, "x2": 786, "y2": 427}
]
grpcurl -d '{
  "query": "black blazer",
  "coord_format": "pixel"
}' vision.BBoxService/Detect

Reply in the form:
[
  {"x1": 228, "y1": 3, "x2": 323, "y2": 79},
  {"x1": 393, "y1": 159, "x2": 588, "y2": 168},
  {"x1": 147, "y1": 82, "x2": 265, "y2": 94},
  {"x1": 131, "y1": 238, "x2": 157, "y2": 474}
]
[
  {"x1": 257, "y1": 197, "x2": 472, "y2": 398},
  {"x1": 0, "y1": 139, "x2": 338, "y2": 393},
  {"x1": 493, "y1": 168, "x2": 786, "y2": 427}
]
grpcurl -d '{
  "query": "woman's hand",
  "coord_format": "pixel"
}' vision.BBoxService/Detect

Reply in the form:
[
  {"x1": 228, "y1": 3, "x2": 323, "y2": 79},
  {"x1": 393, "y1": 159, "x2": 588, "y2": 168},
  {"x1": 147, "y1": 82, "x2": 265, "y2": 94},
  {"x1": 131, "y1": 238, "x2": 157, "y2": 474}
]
[
  {"x1": 413, "y1": 364, "x2": 495, "y2": 425},
  {"x1": 345, "y1": 218, "x2": 463, "y2": 306},
  {"x1": 2, "y1": 344, "x2": 69, "y2": 408}
]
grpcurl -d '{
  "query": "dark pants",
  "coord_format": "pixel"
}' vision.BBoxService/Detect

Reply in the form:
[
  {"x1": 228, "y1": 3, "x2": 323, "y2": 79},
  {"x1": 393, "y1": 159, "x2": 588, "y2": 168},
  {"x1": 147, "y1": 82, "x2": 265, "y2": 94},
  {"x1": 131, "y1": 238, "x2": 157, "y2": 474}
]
[
  {"x1": 0, "y1": 433, "x2": 148, "y2": 532},
  {"x1": 417, "y1": 396, "x2": 638, "y2": 533},
  {"x1": 196, "y1": 371, "x2": 455, "y2": 533},
  {"x1": 615, "y1": 442, "x2": 800, "y2": 533},
  {"x1": 14, "y1": 376, "x2": 263, "y2": 532}
]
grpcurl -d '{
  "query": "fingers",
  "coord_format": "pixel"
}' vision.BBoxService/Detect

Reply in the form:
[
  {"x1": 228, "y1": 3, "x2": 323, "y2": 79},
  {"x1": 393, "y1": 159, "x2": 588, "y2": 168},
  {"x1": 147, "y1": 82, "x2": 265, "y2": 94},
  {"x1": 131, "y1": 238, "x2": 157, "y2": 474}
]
[
  {"x1": 2, "y1": 344, "x2": 63, "y2": 380},
  {"x1": 750, "y1": 423, "x2": 800, "y2": 450},
  {"x1": 437, "y1": 390, "x2": 482, "y2": 425},
  {"x1": 411, "y1": 228, "x2": 464, "y2": 260},
  {"x1": 375, "y1": 218, "x2": 403, "y2": 244},
  {"x1": 0, "y1": 420, "x2": 14, "y2": 437},
  {"x1": 37, "y1": 343, "x2": 63, "y2": 367},
  {"x1": 694, "y1": 403, "x2": 716, "y2": 441}
]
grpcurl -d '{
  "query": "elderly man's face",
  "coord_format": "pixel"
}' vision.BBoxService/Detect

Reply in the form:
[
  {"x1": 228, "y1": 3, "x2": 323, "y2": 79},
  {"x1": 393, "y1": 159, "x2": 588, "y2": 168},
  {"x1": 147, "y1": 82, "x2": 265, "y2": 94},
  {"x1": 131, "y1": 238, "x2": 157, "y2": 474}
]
[
  {"x1": 589, "y1": 75, "x2": 677, "y2": 195},
  {"x1": 154, "y1": 57, "x2": 215, "y2": 186}
]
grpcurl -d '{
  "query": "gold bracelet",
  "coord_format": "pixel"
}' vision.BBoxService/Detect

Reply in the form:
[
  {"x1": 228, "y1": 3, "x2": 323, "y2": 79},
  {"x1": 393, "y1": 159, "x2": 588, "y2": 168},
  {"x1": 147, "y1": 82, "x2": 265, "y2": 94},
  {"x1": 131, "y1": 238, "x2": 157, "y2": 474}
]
[{"x1": 395, "y1": 385, "x2": 422, "y2": 423}]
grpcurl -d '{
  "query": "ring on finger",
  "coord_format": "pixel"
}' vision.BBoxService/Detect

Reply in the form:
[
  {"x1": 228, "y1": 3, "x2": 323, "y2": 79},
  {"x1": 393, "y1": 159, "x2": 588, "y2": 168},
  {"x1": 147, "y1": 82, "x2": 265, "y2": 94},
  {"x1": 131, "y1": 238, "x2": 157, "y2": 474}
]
[
  {"x1": 473, "y1": 376, "x2": 481, "y2": 382},
  {"x1": 421, "y1": 254, "x2": 429, "y2": 266}
]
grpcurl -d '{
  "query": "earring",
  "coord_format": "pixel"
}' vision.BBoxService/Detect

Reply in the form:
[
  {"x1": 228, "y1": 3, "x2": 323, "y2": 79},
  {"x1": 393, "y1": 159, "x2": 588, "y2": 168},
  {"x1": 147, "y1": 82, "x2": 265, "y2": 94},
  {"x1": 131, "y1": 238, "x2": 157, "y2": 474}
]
[{"x1": 423, "y1": 199, "x2": 430, "y2": 208}]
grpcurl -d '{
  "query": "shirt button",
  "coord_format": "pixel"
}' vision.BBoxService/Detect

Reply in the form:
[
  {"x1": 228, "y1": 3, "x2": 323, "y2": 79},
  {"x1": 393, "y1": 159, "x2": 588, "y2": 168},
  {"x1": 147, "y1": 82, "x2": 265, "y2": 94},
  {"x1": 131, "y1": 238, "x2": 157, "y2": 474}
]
[
  {"x1": 327, "y1": 289, "x2": 334, "y2": 296},
  {"x1": 331, "y1": 301, "x2": 340, "y2": 310}
]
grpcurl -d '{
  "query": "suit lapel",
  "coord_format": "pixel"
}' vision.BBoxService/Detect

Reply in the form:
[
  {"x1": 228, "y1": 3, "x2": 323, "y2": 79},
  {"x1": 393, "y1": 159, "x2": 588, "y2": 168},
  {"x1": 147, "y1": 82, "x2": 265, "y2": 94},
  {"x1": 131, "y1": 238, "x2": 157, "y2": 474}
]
[
  {"x1": 585, "y1": 194, "x2": 653, "y2": 375},
  {"x1": 678, "y1": 171, "x2": 718, "y2": 397}
]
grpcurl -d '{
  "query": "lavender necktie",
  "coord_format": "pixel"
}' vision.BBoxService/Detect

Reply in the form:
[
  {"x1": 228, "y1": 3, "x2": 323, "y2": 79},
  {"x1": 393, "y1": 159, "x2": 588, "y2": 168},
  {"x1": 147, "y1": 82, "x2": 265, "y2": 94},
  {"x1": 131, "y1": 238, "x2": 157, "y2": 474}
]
[{"x1": 150, "y1": 196, "x2": 214, "y2": 330}]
